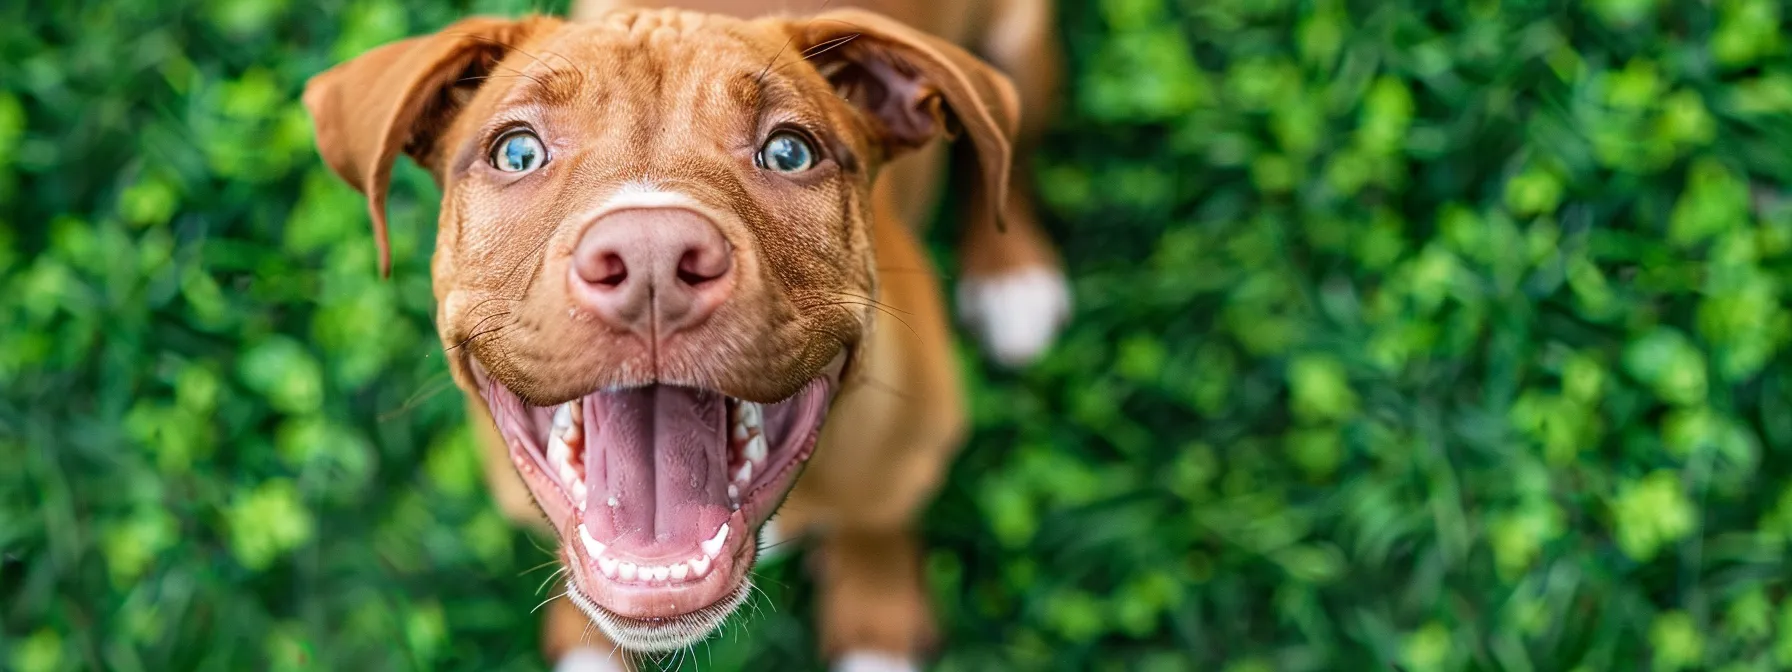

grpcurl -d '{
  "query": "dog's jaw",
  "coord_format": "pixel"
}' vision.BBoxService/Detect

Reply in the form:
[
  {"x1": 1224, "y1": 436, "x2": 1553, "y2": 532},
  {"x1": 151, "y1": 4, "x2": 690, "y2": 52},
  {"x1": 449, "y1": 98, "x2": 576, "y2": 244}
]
[
  {"x1": 567, "y1": 575, "x2": 753, "y2": 652},
  {"x1": 469, "y1": 354, "x2": 844, "y2": 651}
]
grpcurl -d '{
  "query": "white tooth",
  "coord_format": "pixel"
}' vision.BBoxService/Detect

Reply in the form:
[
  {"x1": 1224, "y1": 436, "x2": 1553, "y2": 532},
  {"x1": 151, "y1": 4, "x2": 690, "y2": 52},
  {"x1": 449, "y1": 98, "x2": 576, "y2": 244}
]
[
  {"x1": 547, "y1": 433, "x2": 570, "y2": 470},
  {"x1": 598, "y1": 556, "x2": 618, "y2": 578},
  {"x1": 578, "y1": 524, "x2": 606, "y2": 559},
  {"x1": 569, "y1": 401, "x2": 583, "y2": 425},
  {"x1": 560, "y1": 423, "x2": 580, "y2": 444},
  {"x1": 690, "y1": 554, "x2": 711, "y2": 577},
  {"x1": 570, "y1": 480, "x2": 588, "y2": 507},
  {"x1": 728, "y1": 484, "x2": 739, "y2": 500},
  {"x1": 553, "y1": 403, "x2": 573, "y2": 429},
  {"x1": 745, "y1": 435, "x2": 767, "y2": 462},
  {"x1": 701, "y1": 525, "x2": 730, "y2": 558},
  {"x1": 650, "y1": 565, "x2": 669, "y2": 582},
  {"x1": 741, "y1": 402, "x2": 762, "y2": 429},
  {"x1": 670, "y1": 562, "x2": 689, "y2": 580},
  {"x1": 559, "y1": 464, "x2": 579, "y2": 486},
  {"x1": 734, "y1": 461, "x2": 754, "y2": 485},
  {"x1": 732, "y1": 422, "x2": 748, "y2": 442},
  {"x1": 618, "y1": 562, "x2": 637, "y2": 581}
]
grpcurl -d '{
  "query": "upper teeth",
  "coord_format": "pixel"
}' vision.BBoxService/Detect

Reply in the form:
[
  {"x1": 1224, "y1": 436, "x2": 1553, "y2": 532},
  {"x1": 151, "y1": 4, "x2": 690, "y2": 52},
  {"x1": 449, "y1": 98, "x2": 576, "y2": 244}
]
[
  {"x1": 728, "y1": 401, "x2": 765, "y2": 510},
  {"x1": 547, "y1": 401, "x2": 586, "y2": 511}
]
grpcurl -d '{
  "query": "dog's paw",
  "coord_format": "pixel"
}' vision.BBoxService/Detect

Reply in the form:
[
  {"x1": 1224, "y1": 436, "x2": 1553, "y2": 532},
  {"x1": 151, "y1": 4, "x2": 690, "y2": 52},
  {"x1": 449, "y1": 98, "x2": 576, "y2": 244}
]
[
  {"x1": 833, "y1": 649, "x2": 920, "y2": 672},
  {"x1": 956, "y1": 266, "x2": 1072, "y2": 368},
  {"x1": 554, "y1": 647, "x2": 627, "y2": 672}
]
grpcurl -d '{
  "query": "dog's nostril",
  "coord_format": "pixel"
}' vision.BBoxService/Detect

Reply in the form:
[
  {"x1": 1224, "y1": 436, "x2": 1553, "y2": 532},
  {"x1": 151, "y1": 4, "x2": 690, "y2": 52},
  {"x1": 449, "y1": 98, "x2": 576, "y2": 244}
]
[
  {"x1": 594, "y1": 254, "x2": 628, "y2": 287},
  {"x1": 676, "y1": 249, "x2": 728, "y2": 287},
  {"x1": 578, "y1": 251, "x2": 628, "y2": 288},
  {"x1": 676, "y1": 269, "x2": 710, "y2": 286}
]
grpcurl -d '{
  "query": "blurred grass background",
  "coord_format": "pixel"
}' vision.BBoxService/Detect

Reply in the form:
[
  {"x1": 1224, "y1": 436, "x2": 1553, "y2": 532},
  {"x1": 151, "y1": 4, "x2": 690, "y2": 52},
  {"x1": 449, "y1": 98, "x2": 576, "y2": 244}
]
[{"x1": 5, "y1": 0, "x2": 1792, "y2": 669}]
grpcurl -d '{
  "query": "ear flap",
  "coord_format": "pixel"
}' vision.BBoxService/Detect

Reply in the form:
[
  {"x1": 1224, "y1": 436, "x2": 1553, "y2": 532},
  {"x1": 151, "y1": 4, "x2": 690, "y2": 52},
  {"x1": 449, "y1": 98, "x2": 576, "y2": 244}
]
[
  {"x1": 777, "y1": 9, "x2": 1021, "y2": 230},
  {"x1": 303, "y1": 16, "x2": 560, "y2": 277}
]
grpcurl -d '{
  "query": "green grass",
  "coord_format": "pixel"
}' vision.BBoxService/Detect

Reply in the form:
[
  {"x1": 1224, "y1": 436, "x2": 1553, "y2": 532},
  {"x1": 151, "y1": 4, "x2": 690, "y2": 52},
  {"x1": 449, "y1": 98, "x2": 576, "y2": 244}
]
[{"x1": 4, "y1": 0, "x2": 1792, "y2": 670}]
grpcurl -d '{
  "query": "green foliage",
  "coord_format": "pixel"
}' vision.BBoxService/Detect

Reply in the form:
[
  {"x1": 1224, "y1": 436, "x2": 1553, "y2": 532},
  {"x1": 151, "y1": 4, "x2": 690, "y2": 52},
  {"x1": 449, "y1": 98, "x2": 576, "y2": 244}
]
[{"x1": 3, "y1": 0, "x2": 1792, "y2": 670}]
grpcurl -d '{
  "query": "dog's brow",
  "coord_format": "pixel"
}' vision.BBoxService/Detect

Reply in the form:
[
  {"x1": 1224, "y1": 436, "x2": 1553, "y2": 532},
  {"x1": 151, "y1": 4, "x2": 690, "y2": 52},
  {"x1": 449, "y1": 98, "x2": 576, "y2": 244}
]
[
  {"x1": 730, "y1": 72, "x2": 765, "y2": 112},
  {"x1": 514, "y1": 65, "x2": 586, "y2": 107}
]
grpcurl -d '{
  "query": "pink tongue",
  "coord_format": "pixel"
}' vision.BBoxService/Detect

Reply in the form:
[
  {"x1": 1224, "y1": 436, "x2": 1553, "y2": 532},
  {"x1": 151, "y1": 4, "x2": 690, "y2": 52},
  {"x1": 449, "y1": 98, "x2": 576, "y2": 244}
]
[{"x1": 585, "y1": 386, "x2": 728, "y2": 553}]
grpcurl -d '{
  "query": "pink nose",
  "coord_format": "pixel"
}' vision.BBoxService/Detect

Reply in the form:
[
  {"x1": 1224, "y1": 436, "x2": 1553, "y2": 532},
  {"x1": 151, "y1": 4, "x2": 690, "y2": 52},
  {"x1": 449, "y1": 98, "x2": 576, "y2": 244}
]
[{"x1": 570, "y1": 208, "x2": 734, "y2": 340}]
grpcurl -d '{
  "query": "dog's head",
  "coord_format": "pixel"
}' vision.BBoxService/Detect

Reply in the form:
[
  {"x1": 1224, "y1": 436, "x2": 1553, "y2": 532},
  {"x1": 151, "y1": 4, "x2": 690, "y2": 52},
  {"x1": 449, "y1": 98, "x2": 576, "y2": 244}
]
[{"x1": 303, "y1": 8, "x2": 1016, "y2": 651}]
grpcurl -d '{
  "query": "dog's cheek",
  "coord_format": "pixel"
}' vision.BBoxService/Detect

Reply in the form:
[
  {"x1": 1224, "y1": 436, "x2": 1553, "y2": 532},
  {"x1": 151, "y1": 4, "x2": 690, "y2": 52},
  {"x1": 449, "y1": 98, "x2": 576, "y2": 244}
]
[
  {"x1": 844, "y1": 181, "x2": 878, "y2": 297},
  {"x1": 432, "y1": 194, "x2": 470, "y2": 298},
  {"x1": 431, "y1": 244, "x2": 458, "y2": 304}
]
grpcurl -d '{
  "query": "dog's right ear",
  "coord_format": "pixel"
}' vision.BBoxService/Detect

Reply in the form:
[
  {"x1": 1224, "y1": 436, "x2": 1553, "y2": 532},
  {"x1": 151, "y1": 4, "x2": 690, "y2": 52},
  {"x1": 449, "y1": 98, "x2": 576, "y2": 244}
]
[
  {"x1": 303, "y1": 16, "x2": 561, "y2": 277},
  {"x1": 772, "y1": 9, "x2": 1020, "y2": 233}
]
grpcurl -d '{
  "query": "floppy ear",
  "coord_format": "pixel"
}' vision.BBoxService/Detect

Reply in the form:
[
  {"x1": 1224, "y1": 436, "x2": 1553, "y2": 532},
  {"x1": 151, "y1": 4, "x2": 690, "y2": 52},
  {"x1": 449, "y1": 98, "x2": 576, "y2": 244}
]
[
  {"x1": 776, "y1": 9, "x2": 1021, "y2": 230},
  {"x1": 303, "y1": 16, "x2": 561, "y2": 277}
]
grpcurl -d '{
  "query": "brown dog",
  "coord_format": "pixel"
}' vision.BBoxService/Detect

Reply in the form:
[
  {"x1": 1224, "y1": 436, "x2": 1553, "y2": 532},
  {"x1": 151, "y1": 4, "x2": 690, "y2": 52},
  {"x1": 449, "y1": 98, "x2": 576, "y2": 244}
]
[{"x1": 303, "y1": 1, "x2": 1065, "y2": 669}]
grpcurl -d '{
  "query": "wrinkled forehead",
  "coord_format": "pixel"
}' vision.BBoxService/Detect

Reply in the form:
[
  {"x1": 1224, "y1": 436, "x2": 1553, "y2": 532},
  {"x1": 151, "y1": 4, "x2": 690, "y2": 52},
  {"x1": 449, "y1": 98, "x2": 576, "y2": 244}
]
[{"x1": 485, "y1": 14, "x2": 818, "y2": 125}]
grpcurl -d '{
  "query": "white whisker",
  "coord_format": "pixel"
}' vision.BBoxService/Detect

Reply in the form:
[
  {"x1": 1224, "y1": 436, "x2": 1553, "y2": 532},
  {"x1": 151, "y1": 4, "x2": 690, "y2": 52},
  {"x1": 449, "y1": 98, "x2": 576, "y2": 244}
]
[{"x1": 534, "y1": 590, "x2": 568, "y2": 615}]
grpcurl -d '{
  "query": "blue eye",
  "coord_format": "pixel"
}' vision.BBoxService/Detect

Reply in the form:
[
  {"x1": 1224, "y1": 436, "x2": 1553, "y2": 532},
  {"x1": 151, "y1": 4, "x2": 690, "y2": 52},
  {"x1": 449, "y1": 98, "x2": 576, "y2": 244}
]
[
  {"x1": 492, "y1": 130, "x2": 545, "y2": 173},
  {"x1": 758, "y1": 131, "x2": 816, "y2": 173}
]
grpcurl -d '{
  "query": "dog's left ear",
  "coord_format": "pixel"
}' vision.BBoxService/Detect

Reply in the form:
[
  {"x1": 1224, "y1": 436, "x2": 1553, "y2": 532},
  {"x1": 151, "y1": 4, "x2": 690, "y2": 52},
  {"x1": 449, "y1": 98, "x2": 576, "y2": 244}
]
[
  {"x1": 775, "y1": 9, "x2": 1021, "y2": 228},
  {"x1": 303, "y1": 15, "x2": 561, "y2": 277}
]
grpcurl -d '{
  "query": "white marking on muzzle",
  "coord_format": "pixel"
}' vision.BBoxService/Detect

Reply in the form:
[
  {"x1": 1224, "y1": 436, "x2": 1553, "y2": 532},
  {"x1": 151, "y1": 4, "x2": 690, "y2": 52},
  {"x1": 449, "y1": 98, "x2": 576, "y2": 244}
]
[{"x1": 584, "y1": 181, "x2": 710, "y2": 221}]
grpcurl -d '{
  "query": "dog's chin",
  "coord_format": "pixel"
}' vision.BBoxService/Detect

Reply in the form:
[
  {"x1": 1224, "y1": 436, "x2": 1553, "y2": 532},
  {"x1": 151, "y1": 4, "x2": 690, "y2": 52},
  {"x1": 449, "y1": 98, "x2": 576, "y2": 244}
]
[
  {"x1": 468, "y1": 353, "x2": 844, "y2": 652},
  {"x1": 566, "y1": 569, "x2": 754, "y2": 652}
]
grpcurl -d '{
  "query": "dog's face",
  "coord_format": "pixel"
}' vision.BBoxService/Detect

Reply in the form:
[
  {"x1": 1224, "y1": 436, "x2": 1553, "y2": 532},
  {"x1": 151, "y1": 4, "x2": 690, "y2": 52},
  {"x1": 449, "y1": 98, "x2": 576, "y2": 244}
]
[{"x1": 304, "y1": 8, "x2": 1016, "y2": 651}]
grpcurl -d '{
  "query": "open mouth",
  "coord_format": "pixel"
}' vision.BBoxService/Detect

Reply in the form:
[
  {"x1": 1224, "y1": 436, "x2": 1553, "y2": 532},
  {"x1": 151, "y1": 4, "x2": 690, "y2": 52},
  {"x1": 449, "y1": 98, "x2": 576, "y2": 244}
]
[{"x1": 471, "y1": 360, "x2": 840, "y2": 652}]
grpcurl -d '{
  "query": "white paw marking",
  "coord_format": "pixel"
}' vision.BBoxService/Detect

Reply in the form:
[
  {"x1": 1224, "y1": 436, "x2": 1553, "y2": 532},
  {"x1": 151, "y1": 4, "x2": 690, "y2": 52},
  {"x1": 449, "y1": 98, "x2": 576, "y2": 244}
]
[
  {"x1": 833, "y1": 649, "x2": 920, "y2": 672},
  {"x1": 756, "y1": 517, "x2": 794, "y2": 564},
  {"x1": 956, "y1": 266, "x2": 1072, "y2": 368},
  {"x1": 554, "y1": 646, "x2": 627, "y2": 672}
]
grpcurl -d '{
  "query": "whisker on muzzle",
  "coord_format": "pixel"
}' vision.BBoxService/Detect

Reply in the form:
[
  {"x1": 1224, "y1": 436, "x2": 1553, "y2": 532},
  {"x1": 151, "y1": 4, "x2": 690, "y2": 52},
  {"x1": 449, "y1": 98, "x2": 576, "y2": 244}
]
[
  {"x1": 534, "y1": 565, "x2": 570, "y2": 597},
  {"x1": 818, "y1": 290, "x2": 913, "y2": 315},
  {"x1": 807, "y1": 299, "x2": 918, "y2": 339},
  {"x1": 445, "y1": 312, "x2": 518, "y2": 353},
  {"x1": 533, "y1": 590, "x2": 568, "y2": 615},
  {"x1": 522, "y1": 556, "x2": 566, "y2": 578},
  {"x1": 376, "y1": 370, "x2": 459, "y2": 422},
  {"x1": 523, "y1": 528, "x2": 561, "y2": 560},
  {"x1": 460, "y1": 294, "x2": 521, "y2": 315}
]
